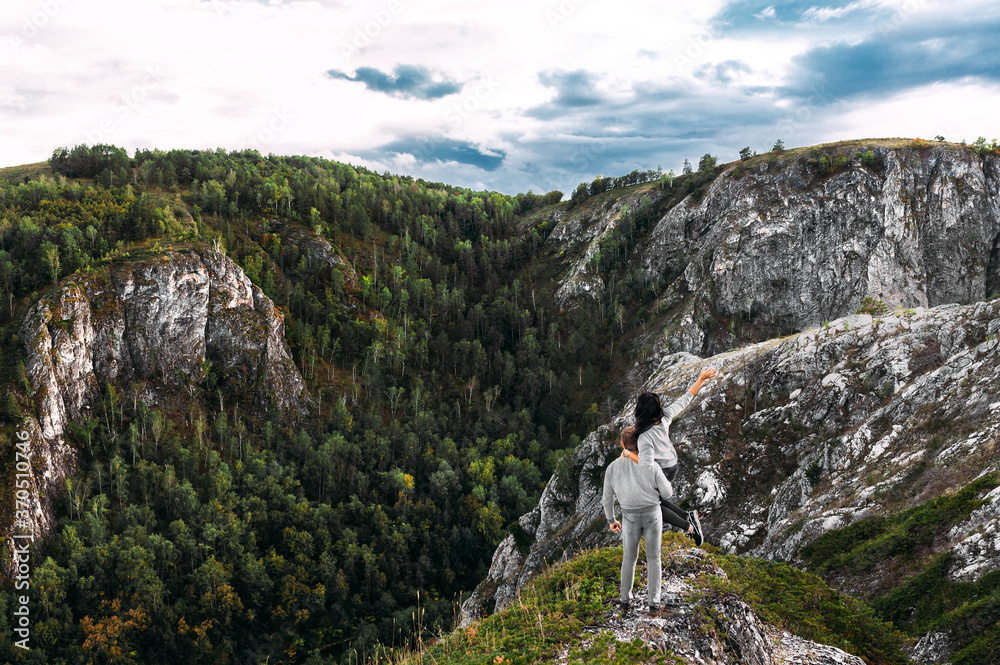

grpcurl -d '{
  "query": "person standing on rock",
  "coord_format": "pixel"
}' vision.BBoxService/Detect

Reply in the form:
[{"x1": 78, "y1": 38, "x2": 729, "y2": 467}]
[
  {"x1": 603, "y1": 433, "x2": 674, "y2": 612},
  {"x1": 620, "y1": 366, "x2": 717, "y2": 546}
]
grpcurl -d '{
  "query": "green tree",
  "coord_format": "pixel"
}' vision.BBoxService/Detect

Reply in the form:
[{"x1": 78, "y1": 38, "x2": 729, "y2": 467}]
[
  {"x1": 698, "y1": 153, "x2": 718, "y2": 172},
  {"x1": 40, "y1": 241, "x2": 60, "y2": 283},
  {"x1": 569, "y1": 182, "x2": 589, "y2": 208}
]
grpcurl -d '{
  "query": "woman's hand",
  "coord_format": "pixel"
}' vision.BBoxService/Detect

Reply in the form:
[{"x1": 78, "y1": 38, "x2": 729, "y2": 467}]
[
  {"x1": 620, "y1": 427, "x2": 639, "y2": 463},
  {"x1": 689, "y1": 366, "x2": 717, "y2": 396},
  {"x1": 609, "y1": 521, "x2": 621, "y2": 533}
]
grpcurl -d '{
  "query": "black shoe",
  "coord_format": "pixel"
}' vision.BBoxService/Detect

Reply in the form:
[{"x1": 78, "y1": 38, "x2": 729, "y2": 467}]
[
  {"x1": 688, "y1": 510, "x2": 704, "y2": 546},
  {"x1": 648, "y1": 602, "x2": 661, "y2": 613}
]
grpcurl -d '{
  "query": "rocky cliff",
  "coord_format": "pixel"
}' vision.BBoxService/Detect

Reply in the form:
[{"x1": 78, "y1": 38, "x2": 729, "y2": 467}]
[
  {"x1": 8, "y1": 245, "x2": 309, "y2": 545},
  {"x1": 462, "y1": 295, "x2": 1000, "y2": 661},
  {"x1": 552, "y1": 143, "x2": 1000, "y2": 357}
]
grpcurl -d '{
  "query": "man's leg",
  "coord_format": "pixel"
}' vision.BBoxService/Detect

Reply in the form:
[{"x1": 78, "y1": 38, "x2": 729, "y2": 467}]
[
  {"x1": 620, "y1": 514, "x2": 639, "y2": 603},
  {"x1": 643, "y1": 508, "x2": 663, "y2": 608}
]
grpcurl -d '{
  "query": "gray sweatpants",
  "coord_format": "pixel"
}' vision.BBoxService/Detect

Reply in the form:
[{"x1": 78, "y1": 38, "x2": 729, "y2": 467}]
[{"x1": 620, "y1": 505, "x2": 662, "y2": 605}]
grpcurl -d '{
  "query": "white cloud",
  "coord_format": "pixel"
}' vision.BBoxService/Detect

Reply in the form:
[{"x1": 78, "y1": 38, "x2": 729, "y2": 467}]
[
  {"x1": 818, "y1": 80, "x2": 1000, "y2": 146},
  {"x1": 800, "y1": 1, "x2": 875, "y2": 23},
  {"x1": 0, "y1": 0, "x2": 997, "y2": 194},
  {"x1": 0, "y1": 85, "x2": 27, "y2": 109}
]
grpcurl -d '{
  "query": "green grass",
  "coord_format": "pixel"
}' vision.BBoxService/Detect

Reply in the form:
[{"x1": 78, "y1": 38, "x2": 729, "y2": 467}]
[{"x1": 867, "y1": 553, "x2": 1000, "y2": 665}]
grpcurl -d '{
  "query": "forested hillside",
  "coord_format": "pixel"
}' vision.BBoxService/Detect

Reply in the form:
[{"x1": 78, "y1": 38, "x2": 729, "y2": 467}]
[
  {"x1": 0, "y1": 144, "x2": 658, "y2": 664},
  {"x1": 3, "y1": 139, "x2": 998, "y2": 664}
]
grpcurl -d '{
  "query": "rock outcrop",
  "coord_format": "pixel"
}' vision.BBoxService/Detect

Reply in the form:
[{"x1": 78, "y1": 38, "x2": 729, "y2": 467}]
[
  {"x1": 583, "y1": 547, "x2": 866, "y2": 665},
  {"x1": 10, "y1": 245, "x2": 308, "y2": 547},
  {"x1": 463, "y1": 297, "x2": 1000, "y2": 637}
]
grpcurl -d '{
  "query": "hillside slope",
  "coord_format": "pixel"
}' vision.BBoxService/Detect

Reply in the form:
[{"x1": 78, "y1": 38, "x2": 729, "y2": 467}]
[
  {"x1": 9, "y1": 245, "x2": 307, "y2": 547},
  {"x1": 407, "y1": 533, "x2": 905, "y2": 665},
  {"x1": 0, "y1": 146, "x2": 580, "y2": 662}
]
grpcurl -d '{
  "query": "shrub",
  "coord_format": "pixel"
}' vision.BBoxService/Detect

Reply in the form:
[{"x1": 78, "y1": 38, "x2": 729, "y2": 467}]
[
  {"x1": 971, "y1": 136, "x2": 1000, "y2": 156},
  {"x1": 802, "y1": 473, "x2": 999, "y2": 577},
  {"x1": 858, "y1": 150, "x2": 884, "y2": 172},
  {"x1": 807, "y1": 153, "x2": 850, "y2": 178},
  {"x1": 857, "y1": 297, "x2": 888, "y2": 316}
]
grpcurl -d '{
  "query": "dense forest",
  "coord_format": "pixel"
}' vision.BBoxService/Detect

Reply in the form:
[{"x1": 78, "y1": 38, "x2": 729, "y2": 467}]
[{"x1": 0, "y1": 144, "x2": 664, "y2": 664}]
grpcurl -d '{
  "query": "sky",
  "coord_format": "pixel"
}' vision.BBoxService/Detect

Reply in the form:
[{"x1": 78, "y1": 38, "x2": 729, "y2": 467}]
[{"x1": 3, "y1": 0, "x2": 1000, "y2": 196}]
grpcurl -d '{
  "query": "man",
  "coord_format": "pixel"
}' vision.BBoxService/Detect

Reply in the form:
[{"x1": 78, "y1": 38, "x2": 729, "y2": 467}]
[{"x1": 603, "y1": 433, "x2": 673, "y2": 612}]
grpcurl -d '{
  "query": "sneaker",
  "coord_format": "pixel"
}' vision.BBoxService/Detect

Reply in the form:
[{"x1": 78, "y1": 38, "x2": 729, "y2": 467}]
[
  {"x1": 648, "y1": 602, "x2": 661, "y2": 613},
  {"x1": 688, "y1": 510, "x2": 704, "y2": 546}
]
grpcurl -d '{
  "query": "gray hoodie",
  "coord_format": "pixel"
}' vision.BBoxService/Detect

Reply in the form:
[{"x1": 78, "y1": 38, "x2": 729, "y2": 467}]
[{"x1": 602, "y1": 456, "x2": 673, "y2": 521}]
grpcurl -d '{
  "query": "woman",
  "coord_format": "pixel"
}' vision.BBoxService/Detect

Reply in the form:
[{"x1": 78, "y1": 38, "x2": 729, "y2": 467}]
[{"x1": 621, "y1": 366, "x2": 717, "y2": 545}]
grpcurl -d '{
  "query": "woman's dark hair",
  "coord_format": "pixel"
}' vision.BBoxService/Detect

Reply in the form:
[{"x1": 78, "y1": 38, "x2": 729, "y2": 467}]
[{"x1": 625, "y1": 392, "x2": 662, "y2": 449}]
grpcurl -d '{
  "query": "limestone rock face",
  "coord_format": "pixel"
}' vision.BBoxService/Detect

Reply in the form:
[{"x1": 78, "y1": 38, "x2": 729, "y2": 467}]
[
  {"x1": 13, "y1": 246, "x2": 308, "y2": 546},
  {"x1": 464, "y1": 298, "x2": 1000, "y2": 641},
  {"x1": 910, "y1": 632, "x2": 952, "y2": 664},
  {"x1": 550, "y1": 147, "x2": 1000, "y2": 356}
]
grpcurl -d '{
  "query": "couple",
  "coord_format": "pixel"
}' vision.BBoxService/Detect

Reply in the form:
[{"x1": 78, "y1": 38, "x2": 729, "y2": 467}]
[{"x1": 601, "y1": 366, "x2": 716, "y2": 611}]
